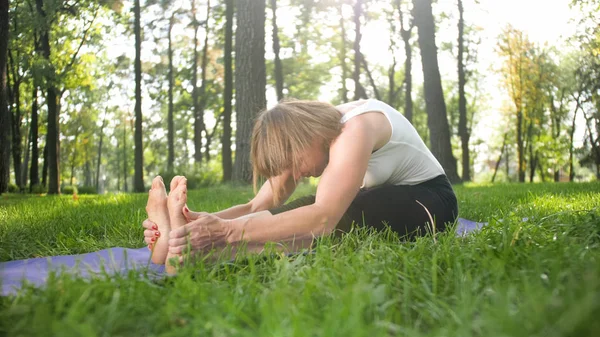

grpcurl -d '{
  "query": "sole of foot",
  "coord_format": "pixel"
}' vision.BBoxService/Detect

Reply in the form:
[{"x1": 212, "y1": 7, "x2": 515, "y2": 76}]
[
  {"x1": 166, "y1": 176, "x2": 188, "y2": 274},
  {"x1": 146, "y1": 176, "x2": 171, "y2": 265}
]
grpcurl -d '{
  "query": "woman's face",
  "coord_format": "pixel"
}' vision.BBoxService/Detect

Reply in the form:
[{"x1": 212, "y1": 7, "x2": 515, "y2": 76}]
[{"x1": 294, "y1": 140, "x2": 329, "y2": 180}]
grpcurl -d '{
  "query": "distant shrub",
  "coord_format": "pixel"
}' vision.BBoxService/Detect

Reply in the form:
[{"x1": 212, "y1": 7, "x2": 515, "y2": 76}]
[
  {"x1": 61, "y1": 185, "x2": 78, "y2": 194},
  {"x1": 159, "y1": 161, "x2": 222, "y2": 191},
  {"x1": 8, "y1": 184, "x2": 18, "y2": 193},
  {"x1": 186, "y1": 161, "x2": 223, "y2": 189},
  {"x1": 78, "y1": 186, "x2": 98, "y2": 195},
  {"x1": 30, "y1": 184, "x2": 46, "y2": 194}
]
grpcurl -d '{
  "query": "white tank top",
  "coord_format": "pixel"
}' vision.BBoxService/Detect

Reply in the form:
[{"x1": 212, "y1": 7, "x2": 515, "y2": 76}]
[{"x1": 338, "y1": 99, "x2": 445, "y2": 188}]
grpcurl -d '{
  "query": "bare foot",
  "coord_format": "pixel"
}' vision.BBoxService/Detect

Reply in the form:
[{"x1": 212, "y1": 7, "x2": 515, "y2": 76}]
[
  {"x1": 166, "y1": 176, "x2": 188, "y2": 273},
  {"x1": 145, "y1": 176, "x2": 171, "y2": 265}
]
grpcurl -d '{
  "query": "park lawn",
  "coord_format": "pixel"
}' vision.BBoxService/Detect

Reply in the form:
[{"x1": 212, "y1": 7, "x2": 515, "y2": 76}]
[{"x1": 0, "y1": 182, "x2": 599, "y2": 336}]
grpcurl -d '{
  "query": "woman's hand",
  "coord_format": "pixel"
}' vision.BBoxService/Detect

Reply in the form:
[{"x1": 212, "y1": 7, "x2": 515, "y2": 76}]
[
  {"x1": 168, "y1": 213, "x2": 232, "y2": 255},
  {"x1": 142, "y1": 219, "x2": 160, "y2": 248}
]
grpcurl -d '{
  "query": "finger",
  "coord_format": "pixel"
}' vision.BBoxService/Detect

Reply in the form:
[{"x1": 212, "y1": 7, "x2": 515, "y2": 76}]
[
  {"x1": 169, "y1": 224, "x2": 191, "y2": 239},
  {"x1": 148, "y1": 244, "x2": 153, "y2": 251},
  {"x1": 184, "y1": 209, "x2": 207, "y2": 221},
  {"x1": 169, "y1": 245, "x2": 185, "y2": 255},
  {"x1": 144, "y1": 229, "x2": 155, "y2": 238},
  {"x1": 142, "y1": 220, "x2": 158, "y2": 230},
  {"x1": 169, "y1": 237, "x2": 188, "y2": 247}
]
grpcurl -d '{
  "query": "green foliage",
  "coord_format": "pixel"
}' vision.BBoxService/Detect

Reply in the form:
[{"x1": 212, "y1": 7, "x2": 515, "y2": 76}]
[
  {"x1": 7, "y1": 184, "x2": 18, "y2": 193},
  {"x1": 78, "y1": 186, "x2": 97, "y2": 195},
  {"x1": 60, "y1": 185, "x2": 77, "y2": 195},
  {"x1": 0, "y1": 183, "x2": 599, "y2": 335},
  {"x1": 30, "y1": 184, "x2": 46, "y2": 194}
]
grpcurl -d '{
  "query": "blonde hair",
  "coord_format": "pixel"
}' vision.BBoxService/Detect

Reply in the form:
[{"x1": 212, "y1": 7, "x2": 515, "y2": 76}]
[{"x1": 251, "y1": 99, "x2": 342, "y2": 204}]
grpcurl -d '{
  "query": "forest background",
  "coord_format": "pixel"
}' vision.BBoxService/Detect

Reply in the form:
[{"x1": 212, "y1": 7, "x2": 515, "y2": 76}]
[{"x1": 0, "y1": 0, "x2": 599, "y2": 195}]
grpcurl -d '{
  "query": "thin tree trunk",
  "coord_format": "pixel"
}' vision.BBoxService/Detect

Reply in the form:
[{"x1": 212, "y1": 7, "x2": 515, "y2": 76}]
[
  {"x1": 361, "y1": 55, "x2": 381, "y2": 100},
  {"x1": 21, "y1": 117, "x2": 30, "y2": 190},
  {"x1": 69, "y1": 131, "x2": 79, "y2": 186},
  {"x1": 352, "y1": 0, "x2": 367, "y2": 100},
  {"x1": 505, "y1": 145, "x2": 510, "y2": 181},
  {"x1": 457, "y1": 0, "x2": 470, "y2": 182},
  {"x1": 397, "y1": 0, "x2": 413, "y2": 122},
  {"x1": 491, "y1": 133, "x2": 507, "y2": 183},
  {"x1": 30, "y1": 86, "x2": 39, "y2": 191},
  {"x1": 221, "y1": 0, "x2": 233, "y2": 182},
  {"x1": 270, "y1": 0, "x2": 284, "y2": 101},
  {"x1": 133, "y1": 0, "x2": 145, "y2": 192},
  {"x1": 9, "y1": 53, "x2": 23, "y2": 190},
  {"x1": 167, "y1": 13, "x2": 175, "y2": 172},
  {"x1": 412, "y1": 0, "x2": 460, "y2": 183},
  {"x1": 42, "y1": 142, "x2": 48, "y2": 187},
  {"x1": 0, "y1": 0, "x2": 9, "y2": 194},
  {"x1": 205, "y1": 114, "x2": 222, "y2": 162},
  {"x1": 536, "y1": 153, "x2": 545, "y2": 182},
  {"x1": 527, "y1": 121, "x2": 534, "y2": 182},
  {"x1": 95, "y1": 115, "x2": 107, "y2": 192},
  {"x1": 569, "y1": 93, "x2": 582, "y2": 182},
  {"x1": 123, "y1": 115, "x2": 128, "y2": 192},
  {"x1": 338, "y1": 6, "x2": 348, "y2": 103},
  {"x1": 36, "y1": 0, "x2": 61, "y2": 194},
  {"x1": 84, "y1": 160, "x2": 92, "y2": 186},
  {"x1": 200, "y1": 0, "x2": 211, "y2": 162},
  {"x1": 191, "y1": 0, "x2": 203, "y2": 163},
  {"x1": 233, "y1": 0, "x2": 266, "y2": 182}
]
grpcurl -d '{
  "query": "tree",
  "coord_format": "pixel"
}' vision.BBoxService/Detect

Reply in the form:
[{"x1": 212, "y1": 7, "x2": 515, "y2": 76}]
[
  {"x1": 352, "y1": 0, "x2": 367, "y2": 100},
  {"x1": 412, "y1": 0, "x2": 460, "y2": 183},
  {"x1": 0, "y1": 0, "x2": 9, "y2": 194},
  {"x1": 233, "y1": 0, "x2": 266, "y2": 182},
  {"x1": 167, "y1": 12, "x2": 175, "y2": 173},
  {"x1": 397, "y1": 0, "x2": 414, "y2": 122},
  {"x1": 457, "y1": 0, "x2": 470, "y2": 181},
  {"x1": 221, "y1": 0, "x2": 233, "y2": 182},
  {"x1": 270, "y1": 0, "x2": 284, "y2": 101},
  {"x1": 133, "y1": 0, "x2": 144, "y2": 192}
]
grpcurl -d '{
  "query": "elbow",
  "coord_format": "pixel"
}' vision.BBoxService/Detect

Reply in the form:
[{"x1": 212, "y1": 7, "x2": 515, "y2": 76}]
[{"x1": 311, "y1": 205, "x2": 340, "y2": 236}]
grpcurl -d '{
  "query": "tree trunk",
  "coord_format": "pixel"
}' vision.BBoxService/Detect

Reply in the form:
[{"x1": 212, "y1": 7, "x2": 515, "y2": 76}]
[
  {"x1": 527, "y1": 121, "x2": 534, "y2": 182},
  {"x1": 338, "y1": 6, "x2": 348, "y2": 104},
  {"x1": 69, "y1": 131, "x2": 79, "y2": 186},
  {"x1": 221, "y1": 0, "x2": 234, "y2": 182},
  {"x1": 491, "y1": 133, "x2": 507, "y2": 183},
  {"x1": 21, "y1": 118, "x2": 31, "y2": 190},
  {"x1": 200, "y1": 0, "x2": 211, "y2": 162},
  {"x1": 361, "y1": 55, "x2": 381, "y2": 100},
  {"x1": 352, "y1": 0, "x2": 367, "y2": 100},
  {"x1": 95, "y1": 115, "x2": 107, "y2": 192},
  {"x1": 397, "y1": 0, "x2": 413, "y2": 122},
  {"x1": 133, "y1": 0, "x2": 144, "y2": 192},
  {"x1": 457, "y1": 0, "x2": 470, "y2": 182},
  {"x1": 233, "y1": 0, "x2": 266, "y2": 183},
  {"x1": 270, "y1": 0, "x2": 284, "y2": 102},
  {"x1": 191, "y1": 0, "x2": 203, "y2": 163},
  {"x1": 123, "y1": 115, "x2": 128, "y2": 192},
  {"x1": 41, "y1": 142, "x2": 48, "y2": 187},
  {"x1": 29, "y1": 86, "x2": 39, "y2": 190},
  {"x1": 84, "y1": 160, "x2": 92, "y2": 186},
  {"x1": 412, "y1": 0, "x2": 460, "y2": 183},
  {"x1": 36, "y1": 0, "x2": 61, "y2": 194},
  {"x1": 568, "y1": 94, "x2": 581, "y2": 182},
  {"x1": 9, "y1": 60, "x2": 23, "y2": 190},
  {"x1": 0, "y1": 0, "x2": 9, "y2": 194},
  {"x1": 167, "y1": 13, "x2": 175, "y2": 173}
]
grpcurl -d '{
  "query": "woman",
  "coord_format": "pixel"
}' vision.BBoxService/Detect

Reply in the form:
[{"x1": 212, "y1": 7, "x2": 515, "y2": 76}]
[{"x1": 142, "y1": 99, "x2": 458, "y2": 264}]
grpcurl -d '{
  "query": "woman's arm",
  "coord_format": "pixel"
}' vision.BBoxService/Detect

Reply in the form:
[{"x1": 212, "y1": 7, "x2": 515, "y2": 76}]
[{"x1": 189, "y1": 170, "x2": 297, "y2": 220}]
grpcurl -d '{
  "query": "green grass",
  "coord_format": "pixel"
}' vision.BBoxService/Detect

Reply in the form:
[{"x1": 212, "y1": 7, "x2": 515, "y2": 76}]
[{"x1": 1, "y1": 182, "x2": 599, "y2": 336}]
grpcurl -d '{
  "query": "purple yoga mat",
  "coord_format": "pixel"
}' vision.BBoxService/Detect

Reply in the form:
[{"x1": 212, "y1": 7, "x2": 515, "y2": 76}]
[{"x1": 1, "y1": 218, "x2": 486, "y2": 296}]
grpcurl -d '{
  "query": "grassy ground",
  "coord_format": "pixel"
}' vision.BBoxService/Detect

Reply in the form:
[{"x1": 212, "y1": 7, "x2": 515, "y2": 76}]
[{"x1": 0, "y1": 182, "x2": 599, "y2": 336}]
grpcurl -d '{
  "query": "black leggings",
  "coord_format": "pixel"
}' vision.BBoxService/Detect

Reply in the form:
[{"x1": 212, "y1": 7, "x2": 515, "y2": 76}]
[{"x1": 269, "y1": 175, "x2": 458, "y2": 240}]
